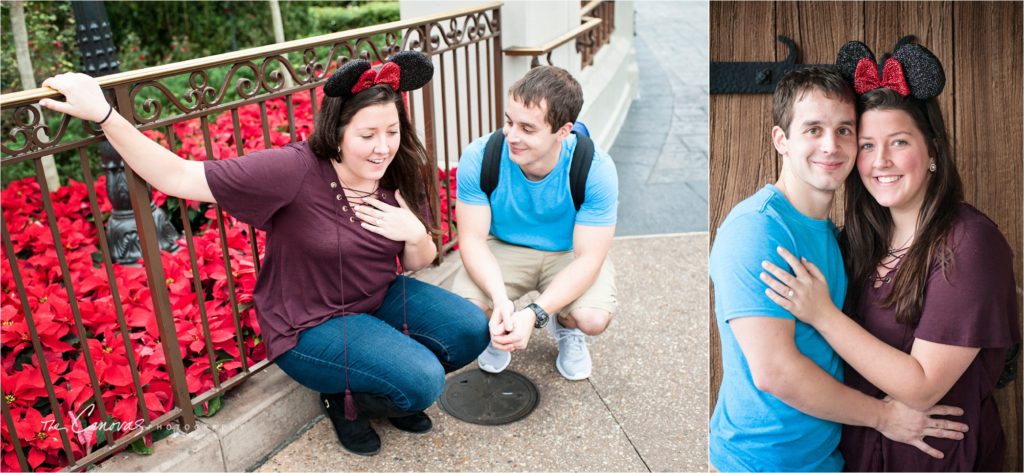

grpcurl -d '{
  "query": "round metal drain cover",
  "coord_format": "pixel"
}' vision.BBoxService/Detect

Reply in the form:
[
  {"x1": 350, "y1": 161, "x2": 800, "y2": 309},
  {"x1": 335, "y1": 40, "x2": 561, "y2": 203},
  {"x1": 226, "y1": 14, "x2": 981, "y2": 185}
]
[{"x1": 439, "y1": 369, "x2": 538, "y2": 425}]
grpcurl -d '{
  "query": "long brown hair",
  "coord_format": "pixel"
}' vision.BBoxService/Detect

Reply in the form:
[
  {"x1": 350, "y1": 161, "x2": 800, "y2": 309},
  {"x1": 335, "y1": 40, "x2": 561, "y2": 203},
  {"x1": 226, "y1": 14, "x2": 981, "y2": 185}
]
[
  {"x1": 309, "y1": 85, "x2": 440, "y2": 241},
  {"x1": 840, "y1": 88, "x2": 963, "y2": 325}
]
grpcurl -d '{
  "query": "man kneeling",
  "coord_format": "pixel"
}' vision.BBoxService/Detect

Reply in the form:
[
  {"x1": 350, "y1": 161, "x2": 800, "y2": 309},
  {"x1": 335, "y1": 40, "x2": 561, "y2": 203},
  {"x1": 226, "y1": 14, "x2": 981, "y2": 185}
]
[{"x1": 453, "y1": 66, "x2": 619, "y2": 380}]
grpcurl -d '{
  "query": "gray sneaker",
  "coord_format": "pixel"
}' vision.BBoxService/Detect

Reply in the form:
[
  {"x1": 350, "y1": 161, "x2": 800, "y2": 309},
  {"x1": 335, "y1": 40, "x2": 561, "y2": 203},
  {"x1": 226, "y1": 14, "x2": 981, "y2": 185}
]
[
  {"x1": 549, "y1": 316, "x2": 592, "y2": 380},
  {"x1": 477, "y1": 342, "x2": 511, "y2": 373}
]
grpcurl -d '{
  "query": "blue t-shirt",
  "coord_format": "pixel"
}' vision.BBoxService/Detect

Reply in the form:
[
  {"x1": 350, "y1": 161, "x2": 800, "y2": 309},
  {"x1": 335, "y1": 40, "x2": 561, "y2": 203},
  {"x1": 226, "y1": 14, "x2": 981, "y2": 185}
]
[
  {"x1": 709, "y1": 185, "x2": 846, "y2": 472},
  {"x1": 456, "y1": 132, "x2": 618, "y2": 251}
]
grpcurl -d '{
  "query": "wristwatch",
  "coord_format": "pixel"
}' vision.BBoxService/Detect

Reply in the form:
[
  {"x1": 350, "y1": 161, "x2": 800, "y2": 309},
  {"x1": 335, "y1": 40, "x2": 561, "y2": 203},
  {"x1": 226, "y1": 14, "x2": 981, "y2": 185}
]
[{"x1": 527, "y1": 303, "x2": 550, "y2": 329}]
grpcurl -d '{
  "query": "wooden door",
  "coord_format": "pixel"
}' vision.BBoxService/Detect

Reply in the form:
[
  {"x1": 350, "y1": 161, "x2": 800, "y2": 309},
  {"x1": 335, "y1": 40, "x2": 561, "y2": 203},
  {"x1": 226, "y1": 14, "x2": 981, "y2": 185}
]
[{"x1": 710, "y1": 2, "x2": 1022, "y2": 470}]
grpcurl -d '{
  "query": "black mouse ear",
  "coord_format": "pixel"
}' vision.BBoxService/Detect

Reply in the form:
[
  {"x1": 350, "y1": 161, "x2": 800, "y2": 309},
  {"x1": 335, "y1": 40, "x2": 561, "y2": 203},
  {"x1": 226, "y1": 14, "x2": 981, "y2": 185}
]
[
  {"x1": 324, "y1": 59, "x2": 371, "y2": 98},
  {"x1": 387, "y1": 51, "x2": 434, "y2": 92},
  {"x1": 891, "y1": 43, "x2": 945, "y2": 100},
  {"x1": 835, "y1": 41, "x2": 876, "y2": 84}
]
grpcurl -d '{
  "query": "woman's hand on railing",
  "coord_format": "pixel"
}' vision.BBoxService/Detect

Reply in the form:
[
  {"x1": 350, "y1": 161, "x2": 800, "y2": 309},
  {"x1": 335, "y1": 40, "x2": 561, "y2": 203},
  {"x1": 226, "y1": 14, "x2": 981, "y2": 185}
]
[
  {"x1": 39, "y1": 73, "x2": 114, "y2": 123},
  {"x1": 40, "y1": 72, "x2": 215, "y2": 204}
]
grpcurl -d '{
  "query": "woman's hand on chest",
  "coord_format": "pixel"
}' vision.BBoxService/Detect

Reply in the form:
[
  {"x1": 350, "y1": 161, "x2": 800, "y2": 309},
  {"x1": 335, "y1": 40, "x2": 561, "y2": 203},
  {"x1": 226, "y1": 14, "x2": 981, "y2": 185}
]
[{"x1": 352, "y1": 189, "x2": 426, "y2": 242}]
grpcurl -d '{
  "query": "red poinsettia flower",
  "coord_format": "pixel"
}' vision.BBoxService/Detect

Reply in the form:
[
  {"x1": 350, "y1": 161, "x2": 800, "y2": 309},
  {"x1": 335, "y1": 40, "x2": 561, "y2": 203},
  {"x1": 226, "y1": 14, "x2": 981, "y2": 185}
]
[
  {"x1": 12, "y1": 408, "x2": 75, "y2": 470},
  {"x1": 1, "y1": 290, "x2": 74, "y2": 364},
  {"x1": 2, "y1": 436, "x2": 22, "y2": 471},
  {"x1": 243, "y1": 331, "x2": 266, "y2": 363},
  {"x1": 60, "y1": 362, "x2": 92, "y2": 413},
  {"x1": 185, "y1": 356, "x2": 241, "y2": 395},
  {"x1": 1, "y1": 179, "x2": 43, "y2": 219},
  {"x1": 103, "y1": 393, "x2": 149, "y2": 436},
  {"x1": 74, "y1": 265, "x2": 113, "y2": 299},
  {"x1": 76, "y1": 297, "x2": 120, "y2": 340},
  {"x1": 51, "y1": 180, "x2": 94, "y2": 221},
  {"x1": 2, "y1": 365, "x2": 49, "y2": 412},
  {"x1": 1, "y1": 304, "x2": 32, "y2": 355},
  {"x1": 23, "y1": 284, "x2": 72, "y2": 340},
  {"x1": 14, "y1": 219, "x2": 55, "y2": 258},
  {"x1": 174, "y1": 304, "x2": 236, "y2": 357}
]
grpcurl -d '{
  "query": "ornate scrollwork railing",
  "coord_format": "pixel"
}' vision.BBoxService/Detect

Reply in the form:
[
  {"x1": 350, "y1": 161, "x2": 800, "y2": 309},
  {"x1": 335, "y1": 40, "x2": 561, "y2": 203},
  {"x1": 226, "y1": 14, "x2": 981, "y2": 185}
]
[
  {"x1": 502, "y1": 0, "x2": 616, "y2": 69},
  {"x1": 2, "y1": 2, "x2": 500, "y2": 158},
  {"x1": 578, "y1": 0, "x2": 616, "y2": 68}
]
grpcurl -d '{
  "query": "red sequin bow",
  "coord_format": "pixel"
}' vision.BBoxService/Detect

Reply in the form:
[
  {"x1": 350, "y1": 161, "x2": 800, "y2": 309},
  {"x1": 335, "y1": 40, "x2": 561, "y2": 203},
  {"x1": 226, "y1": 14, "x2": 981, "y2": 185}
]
[
  {"x1": 351, "y1": 62, "x2": 402, "y2": 94},
  {"x1": 854, "y1": 57, "x2": 910, "y2": 96}
]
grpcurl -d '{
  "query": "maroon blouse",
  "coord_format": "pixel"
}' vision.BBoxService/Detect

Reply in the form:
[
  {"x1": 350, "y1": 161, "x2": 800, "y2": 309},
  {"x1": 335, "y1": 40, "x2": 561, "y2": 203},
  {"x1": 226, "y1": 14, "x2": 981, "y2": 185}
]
[
  {"x1": 840, "y1": 204, "x2": 1021, "y2": 471},
  {"x1": 204, "y1": 141, "x2": 404, "y2": 361}
]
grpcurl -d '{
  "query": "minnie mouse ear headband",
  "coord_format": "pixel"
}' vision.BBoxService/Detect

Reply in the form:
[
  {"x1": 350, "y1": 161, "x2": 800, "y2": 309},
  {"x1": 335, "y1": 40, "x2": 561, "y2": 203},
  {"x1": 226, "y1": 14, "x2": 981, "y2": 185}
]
[
  {"x1": 835, "y1": 36, "x2": 945, "y2": 100},
  {"x1": 323, "y1": 50, "x2": 434, "y2": 99}
]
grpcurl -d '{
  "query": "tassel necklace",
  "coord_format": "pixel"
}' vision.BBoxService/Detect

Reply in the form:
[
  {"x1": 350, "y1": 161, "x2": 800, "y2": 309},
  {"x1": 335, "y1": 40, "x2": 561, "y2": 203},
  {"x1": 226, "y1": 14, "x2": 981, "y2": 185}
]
[
  {"x1": 333, "y1": 174, "x2": 411, "y2": 421},
  {"x1": 333, "y1": 188, "x2": 358, "y2": 421}
]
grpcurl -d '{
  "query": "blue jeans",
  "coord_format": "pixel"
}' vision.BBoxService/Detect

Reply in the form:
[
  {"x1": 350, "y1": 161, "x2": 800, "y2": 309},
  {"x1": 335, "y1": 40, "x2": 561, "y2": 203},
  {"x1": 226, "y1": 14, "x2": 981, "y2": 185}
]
[{"x1": 276, "y1": 276, "x2": 489, "y2": 412}]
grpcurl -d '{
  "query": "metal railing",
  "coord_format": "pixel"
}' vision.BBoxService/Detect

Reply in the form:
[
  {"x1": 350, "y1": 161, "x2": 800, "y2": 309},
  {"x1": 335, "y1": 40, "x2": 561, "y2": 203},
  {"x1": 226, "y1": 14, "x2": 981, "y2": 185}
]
[
  {"x1": 579, "y1": 0, "x2": 616, "y2": 68},
  {"x1": 503, "y1": 0, "x2": 615, "y2": 69},
  {"x1": 0, "y1": 2, "x2": 501, "y2": 470}
]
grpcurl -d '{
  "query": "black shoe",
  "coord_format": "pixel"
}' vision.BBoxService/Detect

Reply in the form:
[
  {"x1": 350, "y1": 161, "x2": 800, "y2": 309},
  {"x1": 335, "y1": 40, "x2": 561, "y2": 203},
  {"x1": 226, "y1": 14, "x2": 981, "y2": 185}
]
[
  {"x1": 388, "y1": 411, "x2": 433, "y2": 434},
  {"x1": 320, "y1": 393, "x2": 380, "y2": 456}
]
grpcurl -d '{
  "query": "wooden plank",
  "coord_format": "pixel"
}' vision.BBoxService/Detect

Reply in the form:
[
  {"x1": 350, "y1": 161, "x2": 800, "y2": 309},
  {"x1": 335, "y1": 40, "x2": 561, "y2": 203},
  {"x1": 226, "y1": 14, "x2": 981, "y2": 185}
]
[
  {"x1": 708, "y1": 95, "x2": 778, "y2": 236},
  {"x1": 709, "y1": 0, "x2": 777, "y2": 411},
  {"x1": 953, "y1": 3, "x2": 1023, "y2": 470},
  {"x1": 710, "y1": 1, "x2": 775, "y2": 62},
  {"x1": 776, "y1": 1, "x2": 865, "y2": 64}
]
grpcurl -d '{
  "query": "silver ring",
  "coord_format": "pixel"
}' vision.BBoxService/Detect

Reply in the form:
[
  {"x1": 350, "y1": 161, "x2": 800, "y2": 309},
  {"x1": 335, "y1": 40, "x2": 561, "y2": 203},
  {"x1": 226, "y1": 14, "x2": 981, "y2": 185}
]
[
  {"x1": 787, "y1": 290, "x2": 795, "y2": 298},
  {"x1": 376, "y1": 218, "x2": 382, "y2": 226}
]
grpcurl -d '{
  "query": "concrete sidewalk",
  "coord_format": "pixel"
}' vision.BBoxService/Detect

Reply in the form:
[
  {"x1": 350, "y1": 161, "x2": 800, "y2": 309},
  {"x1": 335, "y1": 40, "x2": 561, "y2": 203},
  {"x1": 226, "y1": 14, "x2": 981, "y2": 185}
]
[
  {"x1": 255, "y1": 233, "x2": 708, "y2": 472},
  {"x1": 613, "y1": 1, "x2": 708, "y2": 236}
]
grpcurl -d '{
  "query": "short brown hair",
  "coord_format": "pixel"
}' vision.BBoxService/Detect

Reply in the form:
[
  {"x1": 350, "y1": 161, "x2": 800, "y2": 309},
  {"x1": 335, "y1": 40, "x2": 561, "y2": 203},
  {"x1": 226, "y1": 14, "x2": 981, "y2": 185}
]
[
  {"x1": 509, "y1": 66, "x2": 583, "y2": 132},
  {"x1": 772, "y1": 66, "x2": 855, "y2": 134}
]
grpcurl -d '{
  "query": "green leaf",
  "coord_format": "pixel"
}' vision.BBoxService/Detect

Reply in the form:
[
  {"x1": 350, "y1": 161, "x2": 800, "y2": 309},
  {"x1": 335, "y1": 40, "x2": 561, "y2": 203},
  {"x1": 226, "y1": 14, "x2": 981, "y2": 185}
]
[
  {"x1": 12, "y1": 349, "x2": 35, "y2": 372},
  {"x1": 151, "y1": 424, "x2": 175, "y2": 442},
  {"x1": 130, "y1": 437, "x2": 154, "y2": 455},
  {"x1": 193, "y1": 395, "x2": 223, "y2": 417}
]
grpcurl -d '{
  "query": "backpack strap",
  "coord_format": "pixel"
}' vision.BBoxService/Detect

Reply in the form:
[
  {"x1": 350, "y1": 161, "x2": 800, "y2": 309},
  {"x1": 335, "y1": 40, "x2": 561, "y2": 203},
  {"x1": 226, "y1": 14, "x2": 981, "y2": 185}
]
[
  {"x1": 568, "y1": 131, "x2": 595, "y2": 212},
  {"x1": 480, "y1": 131, "x2": 505, "y2": 203},
  {"x1": 479, "y1": 129, "x2": 595, "y2": 212}
]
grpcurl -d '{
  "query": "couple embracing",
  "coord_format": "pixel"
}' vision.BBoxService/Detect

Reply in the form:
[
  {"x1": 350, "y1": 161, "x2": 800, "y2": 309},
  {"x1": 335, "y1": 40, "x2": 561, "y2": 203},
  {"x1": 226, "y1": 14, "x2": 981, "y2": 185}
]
[{"x1": 710, "y1": 40, "x2": 1020, "y2": 471}]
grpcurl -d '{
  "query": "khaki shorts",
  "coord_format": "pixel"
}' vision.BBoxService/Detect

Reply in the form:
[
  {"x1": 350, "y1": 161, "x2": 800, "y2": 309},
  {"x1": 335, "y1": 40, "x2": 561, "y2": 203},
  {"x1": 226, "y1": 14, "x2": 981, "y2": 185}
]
[{"x1": 451, "y1": 236, "x2": 617, "y2": 316}]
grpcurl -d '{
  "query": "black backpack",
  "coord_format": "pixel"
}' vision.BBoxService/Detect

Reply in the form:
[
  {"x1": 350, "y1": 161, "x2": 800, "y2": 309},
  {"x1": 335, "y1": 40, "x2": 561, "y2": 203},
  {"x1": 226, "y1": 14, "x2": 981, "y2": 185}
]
[{"x1": 479, "y1": 130, "x2": 595, "y2": 211}]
